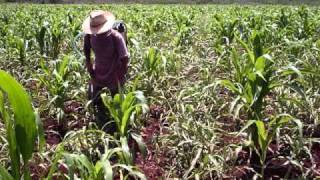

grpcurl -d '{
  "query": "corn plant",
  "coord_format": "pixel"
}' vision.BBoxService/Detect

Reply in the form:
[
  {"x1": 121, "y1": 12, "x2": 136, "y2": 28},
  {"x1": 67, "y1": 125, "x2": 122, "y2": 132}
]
[
  {"x1": 7, "y1": 35, "x2": 27, "y2": 65},
  {"x1": 139, "y1": 47, "x2": 167, "y2": 95},
  {"x1": 61, "y1": 151, "x2": 146, "y2": 180},
  {"x1": 47, "y1": 20, "x2": 65, "y2": 59},
  {"x1": 216, "y1": 32, "x2": 274, "y2": 120},
  {"x1": 215, "y1": 32, "x2": 279, "y2": 162},
  {"x1": 37, "y1": 55, "x2": 72, "y2": 124},
  {"x1": 101, "y1": 91, "x2": 148, "y2": 137},
  {"x1": 171, "y1": 11, "x2": 194, "y2": 48},
  {"x1": 101, "y1": 90, "x2": 148, "y2": 163},
  {"x1": 297, "y1": 6, "x2": 315, "y2": 40},
  {"x1": 238, "y1": 114, "x2": 302, "y2": 178},
  {"x1": 35, "y1": 23, "x2": 47, "y2": 55},
  {"x1": 0, "y1": 70, "x2": 44, "y2": 180},
  {"x1": 278, "y1": 8, "x2": 291, "y2": 29},
  {"x1": 14, "y1": 37, "x2": 27, "y2": 65},
  {"x1": 46, "y1": 129, "x2": 146, "y2": 180},
  {"x1": 143, "y1": 47, "x2": 166, "y2": 78},
  {"x1": 213, "y1": 14, "x2": 238, "y2": 46}
]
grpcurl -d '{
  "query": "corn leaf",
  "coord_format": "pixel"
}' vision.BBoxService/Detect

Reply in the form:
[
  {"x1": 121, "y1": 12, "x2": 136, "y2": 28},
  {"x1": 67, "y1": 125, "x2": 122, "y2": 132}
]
[
  {"x1": 0, "y1": 70, "x2": 39, "y2": 179},
  {"x1": 255, "y1": 120, "x2": 267, "y2": 151},
  {"x1": 131, "y1": 133, "x2": 147, "y2": 158},
  {"x1": 113, "y1": 164, "x2": 146, "y2": 180},
  {"x1": 0, "y1": 164, "x2": 13, "y2": 180},
  {"x1": 237, "y1": 120, "x2": 256, "y2": 136},
  {"x1": 0, "y1": 91, "x2": 20, "y2": 179},
  {"x1": 120, "y1": 137, "x2": 133, "y2": 165},
  {"x1": 216, "y1": 80, "x2": 240, "y2": 94},
  {"x1": 101, "y1": 160, "x2": 113, "y2": 180},
  {"x1": 35, "y1": 109, "x2": 45, "y2": 152}
]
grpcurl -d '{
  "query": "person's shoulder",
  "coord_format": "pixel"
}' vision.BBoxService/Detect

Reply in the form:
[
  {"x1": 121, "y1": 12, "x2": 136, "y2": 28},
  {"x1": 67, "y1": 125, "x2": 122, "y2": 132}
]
[{"x1": 110, "y1": 29, "x2": 123, "y2": 39}]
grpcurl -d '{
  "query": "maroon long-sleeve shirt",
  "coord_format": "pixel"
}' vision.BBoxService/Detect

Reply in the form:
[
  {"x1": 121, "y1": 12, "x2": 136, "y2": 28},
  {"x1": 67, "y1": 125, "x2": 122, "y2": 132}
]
[{"x1": 84, "y1": 29, "x2": 129, "y2": 89}]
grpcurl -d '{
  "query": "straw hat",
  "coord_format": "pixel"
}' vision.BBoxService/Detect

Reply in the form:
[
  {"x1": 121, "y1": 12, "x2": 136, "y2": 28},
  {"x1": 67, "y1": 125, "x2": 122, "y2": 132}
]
[{"x1": 82, "y1": 10, "x2": 115, "y2": 35}]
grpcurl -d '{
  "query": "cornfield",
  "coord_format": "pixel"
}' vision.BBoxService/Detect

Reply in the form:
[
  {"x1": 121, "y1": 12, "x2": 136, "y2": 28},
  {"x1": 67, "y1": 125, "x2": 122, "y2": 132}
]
[{"x1": 0, "y1": 3, "x2": 320, "y2": 179}]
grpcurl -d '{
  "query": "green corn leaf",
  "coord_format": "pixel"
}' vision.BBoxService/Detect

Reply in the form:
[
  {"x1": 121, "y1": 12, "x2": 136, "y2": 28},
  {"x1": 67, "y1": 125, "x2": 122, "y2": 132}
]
[
  {"x1": 0, "y1": 91, "x2": 20, "y2": 179},
  {"x1": 63, "y1": 153, "x2": 95, "y2": 179},
  {"x1": 216, "y1": 80, "x2": 240, "y2": 94},
  {"x1": 113, "y1": 164, "x2": 146, "y2": 180},
  {"x1": 236, "y1": 36, "x2": 255, "y2": 64},
  {"x1": 58, "y1": 55, "x2": 70, "y2": 78},
  {"x1": 292, "y1": 118, "x2": 303, "y2": 144},
  {"x1": 268, "y1": 81, "x2": 281, "y2": 90},
  {"x1": 247, "y1": 72, "x2": 256, "y2": 82},
  {"x1": 0, "y1": 70, "x2": 37, "y2": 174},
  {"x1": 244, "y1": 83, "x2": 254, "y2": 105},
  {"x1": 121, "y1": 93, "x2": 135, "y2": 114},
  {"x1": 101, "y1": 93, "x2": 121, "y2": 129},
  {"x1": 77, "y1": 154, "x2": 95, "y2": 176},
  {"x1": 0, "y1": 164, "x2": 13, "y2": 180},
  {"x1": 280, "y1": 65, "x2": 302, "y2": 77},
  {"x1": 63, "y1": 153, "x2": 76, "y2": 179},
  {"x1": 229, "y1": 96, "x2": 241, "y2": 115},
  {"x1": 255, "y1": 56, "x2": 266, "y2": 72},
  {"x1": 131, "y1": 133, "x2": 147, "y2": 158},
  {"x1": 255, "y1": 71, "x2": 266, "y2": 82},
  {"x1": 94, "y1": 161, "x2": 104, "y2": 180},
  {"x1": 101, "y1": 159, "x2": 113, "y2": 180},
  {"x1": 35, "y1": 109, "x2": 45, "y2": 152},
  {"x1": 46, "y1": 144, "x2": 65, "y2": 180},
  {"x1": 113, "y1": 93, "x2": 121, "y2": 104},
  {"x1": 121, "y1": 106, "x2": 138, "y2": 136},
  {"x1": 237, "y1": 120, "x2": 256, "y2": 136},
  {"x1": 103, "y1": 147, "x2": 123, "y2": 160},
  {"x1": 253, "y1": 32, "x2": 263, "y2": 59},
  {"x1": 255, "y1": 120, "x2": 267, "y2": 150},
  {"x1": 39, "y1": 58, "x2": 49, "y2": 75},
  {"x1": 231, "y1": 48, "x2": 242, "y2": 82},
  {"x1": 120, "y1": 137, "x2": 133, "y2": 165}
]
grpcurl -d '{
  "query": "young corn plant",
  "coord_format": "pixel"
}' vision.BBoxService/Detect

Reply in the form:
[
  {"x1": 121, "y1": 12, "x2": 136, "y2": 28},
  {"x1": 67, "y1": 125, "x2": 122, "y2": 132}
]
[
  {"x1": 143, "y1": 47, "x2": 166, "y2": 78},
  {"x1": 216, "y1": 32, "x2": 274, "y2": 121},
  {"x1": 46, "y1": 130, "x2": 146, "y2": 180},
  {"x1": 7, "y1": 35, "x2": 27, "y2": 65},
  {"x1": 14, "y1": 37, "x2": 27, "y2": 65},
  {"x1": 216, "y1": 32, "x2": 304, "y2": 176},
  {"x1": 141, "y1": 47, "x2": 166, "y2": 95},
  {"x1": 172, "y1": 11, "x2": 194, "y2": 48},
  {"x1": 101, "y1": 90, "x2": 148, "y2": 164},
  {"x1": 0, "y1": 70, "x2": 44, "y2": 180},
  {"x1": 297, "y1": 6, "x2": 315, "y2": 40},
  {"x1": 61, "y1": 151, "x2": 146, "y2": 180},
  {"x1": 37, "y1": 55, "x2": 72, "y2": 127},
  {"x1": 101, "y1": 91, "x2": 148, "y2": 137},
  {"x1": 215, "y1": 32, "x2": 276, "y2": 167},
  {"x1": 48, "y1": 21, "x2": 65, "y2": 59},
  {"x1": 213, "y1": 14, "x2": 239, "y2": 46},
  {"x1": 238, "y1": 114, "x2": 302, "y2": 178},
  {"x1": 35, "y1": 23, "x2": 47, "y2": 56}
]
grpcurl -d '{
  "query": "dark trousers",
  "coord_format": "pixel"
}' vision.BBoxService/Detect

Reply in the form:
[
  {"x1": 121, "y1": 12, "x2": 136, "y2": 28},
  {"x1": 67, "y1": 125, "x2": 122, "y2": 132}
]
[{"x1": 88, "y1": 82, "x2": 118, "y2": 134}]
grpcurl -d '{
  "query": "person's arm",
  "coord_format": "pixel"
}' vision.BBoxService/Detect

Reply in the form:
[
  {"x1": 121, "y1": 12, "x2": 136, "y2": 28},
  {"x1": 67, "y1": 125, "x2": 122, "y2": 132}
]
[
  {"x1": 84, "y1": 34, "x2": 94, "y2": 76},
  {"x1": 114, "y1": 32, "x2": 129, "y2": 75}
]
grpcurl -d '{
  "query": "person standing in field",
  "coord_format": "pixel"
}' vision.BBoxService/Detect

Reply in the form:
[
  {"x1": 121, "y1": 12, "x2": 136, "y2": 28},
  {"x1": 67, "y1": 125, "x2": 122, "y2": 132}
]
[{"x1": 82, "y1": 10, "x2": 129, "y2": 133}]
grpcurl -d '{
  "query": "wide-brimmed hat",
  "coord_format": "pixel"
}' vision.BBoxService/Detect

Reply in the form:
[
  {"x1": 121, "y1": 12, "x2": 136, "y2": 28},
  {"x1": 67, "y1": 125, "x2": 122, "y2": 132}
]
[{"x1": 82, "y1": 10, "x2": 115, "y2": 35}]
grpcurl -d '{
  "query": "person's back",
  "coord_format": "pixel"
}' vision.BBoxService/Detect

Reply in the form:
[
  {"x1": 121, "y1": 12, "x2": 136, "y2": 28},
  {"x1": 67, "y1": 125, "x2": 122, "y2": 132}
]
[{"x1": 84, "y1": 30, "x2": 128, "y2": 91}]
